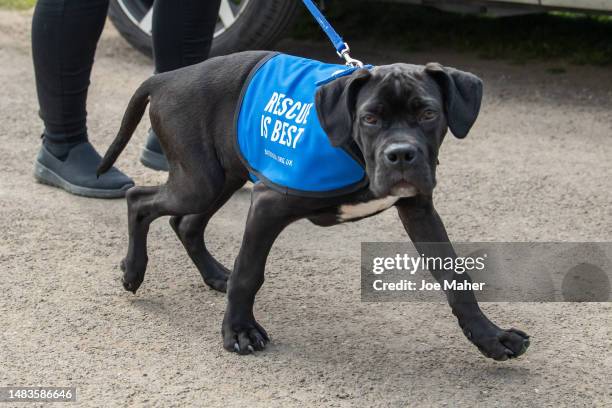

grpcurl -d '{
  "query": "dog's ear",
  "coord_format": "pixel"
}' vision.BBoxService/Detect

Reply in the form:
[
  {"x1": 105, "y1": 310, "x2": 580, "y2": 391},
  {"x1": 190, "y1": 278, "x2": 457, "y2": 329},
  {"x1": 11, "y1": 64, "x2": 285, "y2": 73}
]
[
  {"x1": 315, "y1": 69, "x2": 372, "y2": 147},
  {"x1": 425, "y1": 63, "x2": 483, "y2": 139}
]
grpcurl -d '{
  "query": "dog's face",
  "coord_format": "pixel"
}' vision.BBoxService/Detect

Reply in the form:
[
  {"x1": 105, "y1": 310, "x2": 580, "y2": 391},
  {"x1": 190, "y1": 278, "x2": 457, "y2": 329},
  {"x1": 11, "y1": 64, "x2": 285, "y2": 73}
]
[{"x1": 316, "y1": 63, "x2": 483, "y2": 198}]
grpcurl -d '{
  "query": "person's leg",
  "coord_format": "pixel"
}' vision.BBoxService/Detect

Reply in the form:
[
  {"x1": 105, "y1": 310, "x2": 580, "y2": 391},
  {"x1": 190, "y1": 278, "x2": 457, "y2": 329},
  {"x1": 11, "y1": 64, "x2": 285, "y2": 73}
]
[
  {"x1": 152, "y1": 0, "x2": 222, "y2": 73},
  {"x1": 32, "y1": 0, "x2": 133, "y2": 198},
  {"x1": 140, "y1": 0, "x2": 221, "y2": 171}
]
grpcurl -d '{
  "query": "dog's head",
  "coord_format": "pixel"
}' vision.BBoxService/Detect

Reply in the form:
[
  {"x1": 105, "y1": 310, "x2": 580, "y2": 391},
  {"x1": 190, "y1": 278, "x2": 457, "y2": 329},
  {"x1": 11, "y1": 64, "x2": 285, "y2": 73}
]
[{"x1": 315, "y1": 63, "x2": 483, "y2": 198}]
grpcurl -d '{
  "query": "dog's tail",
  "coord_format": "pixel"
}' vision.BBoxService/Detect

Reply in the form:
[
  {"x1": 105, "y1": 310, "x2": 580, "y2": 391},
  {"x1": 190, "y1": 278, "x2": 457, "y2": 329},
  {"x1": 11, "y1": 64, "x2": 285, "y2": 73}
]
[{"x1": 97, "y1": 78, "x2": 153, "y2": 176}]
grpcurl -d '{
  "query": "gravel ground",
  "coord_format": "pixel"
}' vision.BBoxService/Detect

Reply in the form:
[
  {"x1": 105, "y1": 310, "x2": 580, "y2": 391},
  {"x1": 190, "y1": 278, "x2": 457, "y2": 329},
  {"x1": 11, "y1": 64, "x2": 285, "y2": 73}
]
[{"x1": 1, "y1": 9, "x2": 611, "y2": 408}]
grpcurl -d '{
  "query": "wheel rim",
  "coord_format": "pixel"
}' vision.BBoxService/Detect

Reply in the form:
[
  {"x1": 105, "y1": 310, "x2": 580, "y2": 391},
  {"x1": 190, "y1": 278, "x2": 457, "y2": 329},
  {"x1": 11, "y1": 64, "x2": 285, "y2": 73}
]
[{"x1": 115, "y1": 0, "x2": 251, "y2": 38}]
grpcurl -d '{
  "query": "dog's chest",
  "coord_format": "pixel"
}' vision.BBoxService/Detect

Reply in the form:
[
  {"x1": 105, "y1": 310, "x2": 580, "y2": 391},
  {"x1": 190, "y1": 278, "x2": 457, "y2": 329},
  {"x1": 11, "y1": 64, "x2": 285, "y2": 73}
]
[{"x1": 337, "y1": 196, "x2": 399, "y2": 222}]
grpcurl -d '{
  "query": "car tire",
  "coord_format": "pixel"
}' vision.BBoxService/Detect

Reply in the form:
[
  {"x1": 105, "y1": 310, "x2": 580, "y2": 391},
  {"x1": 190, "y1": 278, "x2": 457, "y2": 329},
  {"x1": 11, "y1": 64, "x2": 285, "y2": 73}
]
[{"x1": 108, "y1": 0, "x2": 300, "y2": 59}]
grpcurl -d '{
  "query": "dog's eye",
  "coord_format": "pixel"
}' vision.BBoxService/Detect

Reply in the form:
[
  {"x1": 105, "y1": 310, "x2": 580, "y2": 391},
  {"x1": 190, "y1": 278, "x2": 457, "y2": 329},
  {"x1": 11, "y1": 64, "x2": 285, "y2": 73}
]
[
  {"x1": 362, "y1": 114, "x2": 379, "y2": 125},
  {"x1": 419, "y1": 110, "x2": 438, "y2": 122}
]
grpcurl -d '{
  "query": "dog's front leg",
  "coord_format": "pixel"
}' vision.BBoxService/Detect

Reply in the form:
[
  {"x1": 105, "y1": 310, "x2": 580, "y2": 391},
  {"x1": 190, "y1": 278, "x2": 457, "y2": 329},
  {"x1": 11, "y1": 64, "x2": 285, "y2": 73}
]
[
  {"x1": 222, "y1": 185, "x2": 299, "y2": 355},
  {"x1": 396, "y1": 197, "x2": 530, "y2": 361}
]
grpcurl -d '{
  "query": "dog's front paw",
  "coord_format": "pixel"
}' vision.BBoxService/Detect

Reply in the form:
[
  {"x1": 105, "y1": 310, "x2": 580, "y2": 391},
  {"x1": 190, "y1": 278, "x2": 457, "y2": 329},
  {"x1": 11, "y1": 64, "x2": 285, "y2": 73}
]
[
  {"x1": 463, "y1": 322, "x2": 530, "y2": 361},
  {"x1": 222, "y1": 317, "x2": 269, "y2": 355}
]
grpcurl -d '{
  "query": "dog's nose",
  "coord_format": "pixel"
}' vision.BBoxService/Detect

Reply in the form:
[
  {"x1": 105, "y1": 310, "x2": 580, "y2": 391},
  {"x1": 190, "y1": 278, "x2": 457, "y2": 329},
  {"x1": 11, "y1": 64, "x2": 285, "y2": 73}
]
[{"x1": 384, "y1": 144, "x2": 418, "y2": 167}]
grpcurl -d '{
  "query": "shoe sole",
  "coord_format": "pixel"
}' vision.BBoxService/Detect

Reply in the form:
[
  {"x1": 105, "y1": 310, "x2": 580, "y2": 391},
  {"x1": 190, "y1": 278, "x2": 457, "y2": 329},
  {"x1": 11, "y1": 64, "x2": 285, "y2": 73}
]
[
  {"x1": 34, "y1": 161, "x2": 133, "y2": 199},
  {"x1": 140, "y1": 147, "x2": 169, "y2": 172}
]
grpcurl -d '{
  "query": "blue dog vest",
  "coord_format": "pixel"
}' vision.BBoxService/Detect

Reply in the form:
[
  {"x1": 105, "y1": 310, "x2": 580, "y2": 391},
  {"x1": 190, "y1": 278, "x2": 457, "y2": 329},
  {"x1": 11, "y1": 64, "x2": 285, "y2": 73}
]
[{"x1": 235, "y1": 53, "x2": 368, "y2": 197}]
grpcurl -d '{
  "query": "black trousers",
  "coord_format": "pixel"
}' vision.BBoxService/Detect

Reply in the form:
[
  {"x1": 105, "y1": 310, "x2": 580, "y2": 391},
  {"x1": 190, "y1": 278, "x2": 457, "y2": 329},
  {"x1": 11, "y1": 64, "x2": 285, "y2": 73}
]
[{"x1": 32, "y1": 0, "x2": 221, "y2": 140}]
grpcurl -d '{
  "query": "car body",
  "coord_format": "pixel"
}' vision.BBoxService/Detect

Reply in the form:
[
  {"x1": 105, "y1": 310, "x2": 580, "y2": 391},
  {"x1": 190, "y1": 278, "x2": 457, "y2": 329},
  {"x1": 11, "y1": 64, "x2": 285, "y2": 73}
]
[
  {"x1": 402, "y1": 0, "x2": 612, "y2": 16},
  {"x1": 109, "y1": 0, "x2": 612, "y2": 58}
]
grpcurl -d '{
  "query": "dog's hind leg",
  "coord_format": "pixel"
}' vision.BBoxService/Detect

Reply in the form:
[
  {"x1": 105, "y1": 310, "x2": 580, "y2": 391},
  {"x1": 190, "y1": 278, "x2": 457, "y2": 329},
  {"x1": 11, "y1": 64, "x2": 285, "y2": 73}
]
[
  {"x1": 121, "y1": 167, "x2": 226, "y2": 294},
  {"x1": 121, "y1": 185, "x2": 159, "y2": 293},
  {"x1": 169, "y1": 178, "x2": 245, "y2": 293}
]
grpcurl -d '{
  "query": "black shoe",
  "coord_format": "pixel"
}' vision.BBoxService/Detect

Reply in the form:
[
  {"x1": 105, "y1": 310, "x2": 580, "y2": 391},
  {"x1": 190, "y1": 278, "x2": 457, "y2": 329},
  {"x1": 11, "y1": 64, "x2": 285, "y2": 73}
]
[
  {"x1": 140, "y1": 130, "x2": 169, "y2": 171},
  {"x1": 34, "y1": 141, "x2": 134, "y2": 198}
]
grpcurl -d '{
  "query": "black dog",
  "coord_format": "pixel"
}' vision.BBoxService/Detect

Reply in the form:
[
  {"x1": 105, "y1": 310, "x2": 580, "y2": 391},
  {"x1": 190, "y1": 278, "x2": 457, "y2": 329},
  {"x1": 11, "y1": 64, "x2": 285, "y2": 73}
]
[{"x1": 99, "y1": 51, "x2": 530, "y2": 360}]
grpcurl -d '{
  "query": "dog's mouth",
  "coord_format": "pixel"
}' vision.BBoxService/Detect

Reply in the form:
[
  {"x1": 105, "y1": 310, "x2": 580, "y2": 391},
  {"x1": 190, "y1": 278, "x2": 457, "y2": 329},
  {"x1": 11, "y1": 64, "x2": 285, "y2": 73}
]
[
  {"x1": 369, "y1": 162, "x2": 434, "y2": 198},
  {"x1": 389, "y1": 180, "x2": 419, "y2": 198}
]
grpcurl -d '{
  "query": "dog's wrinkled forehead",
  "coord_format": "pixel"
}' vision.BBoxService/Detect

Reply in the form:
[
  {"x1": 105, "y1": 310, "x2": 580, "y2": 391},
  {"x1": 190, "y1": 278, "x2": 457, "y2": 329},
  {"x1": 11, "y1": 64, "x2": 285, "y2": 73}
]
[{"x1": 367, "y1": 64, "x2": 441, "y2": 109}]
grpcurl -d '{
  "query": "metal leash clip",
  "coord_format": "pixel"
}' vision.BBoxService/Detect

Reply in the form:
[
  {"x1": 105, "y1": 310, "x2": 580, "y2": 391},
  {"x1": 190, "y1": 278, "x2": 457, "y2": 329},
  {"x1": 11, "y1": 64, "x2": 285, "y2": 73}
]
[
  {"x1": 337, "y1": 43, "x2": 364, "y2": 68},
  {"x1": 300, "y1": 0, "x2": 366, "y2": 68}
]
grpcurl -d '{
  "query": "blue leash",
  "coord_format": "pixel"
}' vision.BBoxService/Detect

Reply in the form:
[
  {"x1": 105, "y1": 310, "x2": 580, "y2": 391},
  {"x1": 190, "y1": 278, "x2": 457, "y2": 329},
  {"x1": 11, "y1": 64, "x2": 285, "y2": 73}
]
[{"x1": 301, "y1": 0, "x2": 364, "y2": 68}]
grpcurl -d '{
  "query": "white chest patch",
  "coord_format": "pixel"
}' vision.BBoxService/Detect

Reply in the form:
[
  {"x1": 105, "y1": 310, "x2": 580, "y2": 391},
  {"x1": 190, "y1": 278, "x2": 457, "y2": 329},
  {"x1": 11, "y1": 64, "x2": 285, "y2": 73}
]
[{"x1": 338, "y1": 196, "x2": 399, "y2": 222}]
